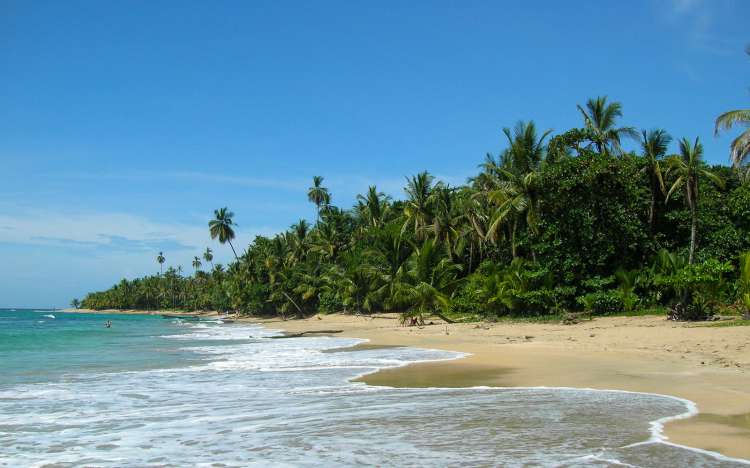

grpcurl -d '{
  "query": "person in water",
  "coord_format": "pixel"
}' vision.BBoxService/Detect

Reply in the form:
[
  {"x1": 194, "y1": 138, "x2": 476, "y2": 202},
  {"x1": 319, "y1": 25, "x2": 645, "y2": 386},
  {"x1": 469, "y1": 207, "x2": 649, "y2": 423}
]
[{"x1": 104, "y1": 320, "x2": 111, "y2": 328}]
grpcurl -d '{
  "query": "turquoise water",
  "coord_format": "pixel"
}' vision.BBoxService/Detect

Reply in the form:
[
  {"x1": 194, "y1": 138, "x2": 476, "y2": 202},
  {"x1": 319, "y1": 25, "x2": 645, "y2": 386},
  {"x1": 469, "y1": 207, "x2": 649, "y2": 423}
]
[
  {"x1": 0, "y1": 310, "x2": 204, "y2": 385},
  {"x1": 0, "y1": 309, "x2": 747, "y2": 467}
]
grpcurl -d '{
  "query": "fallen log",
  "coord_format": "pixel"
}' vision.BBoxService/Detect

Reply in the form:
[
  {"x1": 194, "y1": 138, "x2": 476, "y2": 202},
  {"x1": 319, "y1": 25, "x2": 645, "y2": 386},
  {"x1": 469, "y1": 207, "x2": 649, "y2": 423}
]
[{"x1": 269, "y1": 330, "x2": 344, "y2": 339}]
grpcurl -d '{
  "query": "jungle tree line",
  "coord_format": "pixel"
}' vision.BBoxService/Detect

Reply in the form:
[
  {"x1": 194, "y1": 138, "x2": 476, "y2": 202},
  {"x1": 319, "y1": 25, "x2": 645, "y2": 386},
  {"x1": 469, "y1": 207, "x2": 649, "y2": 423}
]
[{"x1": 81, "y1": 95, "x2": 750, "y2": 322}]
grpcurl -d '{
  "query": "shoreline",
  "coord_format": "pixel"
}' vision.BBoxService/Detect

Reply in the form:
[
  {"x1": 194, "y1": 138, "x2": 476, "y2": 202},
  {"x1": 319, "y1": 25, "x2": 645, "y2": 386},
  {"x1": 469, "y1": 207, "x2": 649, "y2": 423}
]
[
  {"x1": 63, "y1": 308, "x2": 750, "y2": 460},
  {"x1": 254, "y1": 313, "x2": 750, "y2": 461}
]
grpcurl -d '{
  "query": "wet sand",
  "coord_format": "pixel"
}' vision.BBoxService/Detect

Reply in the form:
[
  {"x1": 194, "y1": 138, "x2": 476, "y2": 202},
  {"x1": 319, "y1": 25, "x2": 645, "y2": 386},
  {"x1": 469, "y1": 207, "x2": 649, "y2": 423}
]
[
  {"x1": 68, "y1": 309, "x2": 750, "y2": 460},
  {"x1": 255, "y1": 313, "x2": 750, "y2": 460}
]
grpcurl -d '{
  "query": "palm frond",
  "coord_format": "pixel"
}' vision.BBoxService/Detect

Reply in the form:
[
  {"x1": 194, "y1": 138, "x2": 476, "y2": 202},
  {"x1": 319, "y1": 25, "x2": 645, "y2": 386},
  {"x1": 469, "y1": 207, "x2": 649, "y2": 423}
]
[
  {"x1": 729, "y1": 129, "x2": 750, "y2": 168},
  {"x1": 714, "y1": 109, "x2": 750, "y2": 134}
]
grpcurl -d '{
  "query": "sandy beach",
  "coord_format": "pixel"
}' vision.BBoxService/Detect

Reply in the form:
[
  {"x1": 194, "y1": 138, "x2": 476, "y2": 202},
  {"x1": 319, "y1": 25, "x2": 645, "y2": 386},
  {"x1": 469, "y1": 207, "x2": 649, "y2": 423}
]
[
  {"x1": 68, "y1": 309, "x2": 750, "y2": 460},
  {"x1": 252, "y1": 313, "x2": 750, "y2": 460}
]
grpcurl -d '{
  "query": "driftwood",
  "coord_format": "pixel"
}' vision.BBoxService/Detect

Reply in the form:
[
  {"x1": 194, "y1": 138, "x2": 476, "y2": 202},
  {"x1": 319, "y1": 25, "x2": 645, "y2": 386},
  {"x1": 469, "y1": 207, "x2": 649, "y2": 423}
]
[
  {"x1": 433, "y1": 312, "x2": 457, "y2": 324},
  {"x1": 269, "y1": 330, "x2": 344, "y2": 339}
]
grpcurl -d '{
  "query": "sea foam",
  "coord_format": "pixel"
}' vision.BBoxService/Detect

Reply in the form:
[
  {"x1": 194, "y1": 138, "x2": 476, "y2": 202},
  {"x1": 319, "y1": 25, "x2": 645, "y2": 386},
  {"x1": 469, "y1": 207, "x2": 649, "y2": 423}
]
[{"x1": 0, "y1": 319, "x2": 746, "y2": 467}]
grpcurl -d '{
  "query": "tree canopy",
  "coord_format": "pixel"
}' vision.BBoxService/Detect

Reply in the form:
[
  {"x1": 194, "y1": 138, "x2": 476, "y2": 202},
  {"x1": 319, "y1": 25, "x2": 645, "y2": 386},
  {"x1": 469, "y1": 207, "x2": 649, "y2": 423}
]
[{"x1": 82, "y1": 96, "x2": 750, "y2": 322}]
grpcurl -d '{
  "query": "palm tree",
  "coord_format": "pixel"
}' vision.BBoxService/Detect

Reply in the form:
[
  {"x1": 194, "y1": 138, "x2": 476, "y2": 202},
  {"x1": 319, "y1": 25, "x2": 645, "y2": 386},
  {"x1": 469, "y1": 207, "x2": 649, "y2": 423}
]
[
  {"x1": 739, "y1": 252, "x2": 750, "y2": 319},
  {"x1": 640, "y1": 129, "x2": 672, "y2": 233},
  {"x1": 577, "y1": 96, "x2": 638, "y2": 155},
  {"x1": 395, "y1": 239, "x2": 461, "y2": 325},
  {"x1": 402, "y1": 171, "x2": 434, "y2": 239},
  {"x1": 356, "y1": 185, "x2": 390, "y2": 229},
  {"x1": 287, "y1": 219, "x2": 310, "y2": 264},
  {"x1": 427, "y1": 184, "x2": 461, "y2": 257},
  {"x1": 192, "y1": 256, "x2": 202, "y2": 274},
  {"x1": 307, "y1": 176, "x2": 330, "y2": 224},
  {"x1": 203, "y1": 247, "x2": 214, "y2": 269},
  {"x1": 486, "y1": 170, "x2": 540, "y2": 259},
  {"x1": 309, "y1": 221, "x2": 343, "y2": 262},
  {"x1": 715, "y1": 109, "x2": 750, "y2": 169},
  {"x1": 156, "y1": 251, "x2": 165, "y2": 274},
  {"x1": 209, "y1": 207, "x2": 239, "y2": 260},
  {"x1": 501, "y1": 120, "x2": 551, "y2": 174},
  {"x1": 714, "y1": 47, "x2": 750, "y2": 171},
  {"x1": 70, "y1": 298, "x2": 80, "y2": 309},
  {"x1": 665, "y1": 137, "x2": 724, "y2": 264},
  {"x1": 371, "y1": 225, "x2": 413, "y2": 310}
]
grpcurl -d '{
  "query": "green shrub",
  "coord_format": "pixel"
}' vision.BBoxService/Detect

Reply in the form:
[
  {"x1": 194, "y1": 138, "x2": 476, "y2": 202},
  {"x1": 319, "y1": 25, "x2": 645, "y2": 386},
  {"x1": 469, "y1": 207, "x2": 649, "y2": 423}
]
[
  {"x1": 657, "y1": 259, "x2": 733, "y2": 321},
  {"x1": 577, "y1": 290, "x2": 624, "y2": 315},
  {"x1": 318, "y1": 291, "x2": 344, "y2": 314}
]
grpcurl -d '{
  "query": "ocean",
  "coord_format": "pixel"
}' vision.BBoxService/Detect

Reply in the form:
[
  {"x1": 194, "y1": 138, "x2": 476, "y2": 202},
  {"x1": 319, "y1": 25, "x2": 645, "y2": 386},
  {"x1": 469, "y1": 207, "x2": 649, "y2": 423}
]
[{"x1": 0, "y1": 309, "x2": 746, "y2": 467}]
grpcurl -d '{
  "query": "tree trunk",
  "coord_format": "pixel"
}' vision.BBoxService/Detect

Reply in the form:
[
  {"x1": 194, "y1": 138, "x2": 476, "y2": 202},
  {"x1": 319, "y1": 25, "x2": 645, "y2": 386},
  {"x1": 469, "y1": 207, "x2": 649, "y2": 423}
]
[
  {"x1": 282, "y1": 292, "x2": 303, "y2": 316},
  {"x1": 689, "y1": 208, "x2": 697, "y2": 265},
  {"x1": 227, "y1": 239, "x2": 239, "y2": 261},
  {"x1": 688, "y1": 183, "x2": 697, "y2": 265},
  {"x1": 434, "y1": 311, "x2": 456, "y2": 324},
  {"x1": 648, "y1": 189, "x2": 656, "y2": 235},
  {"x1": 510, "y1": 220, "x2": 517, "y2": 259},
  {"x1": 468, "y1": 242, "x2": 474, "y2": 274}
]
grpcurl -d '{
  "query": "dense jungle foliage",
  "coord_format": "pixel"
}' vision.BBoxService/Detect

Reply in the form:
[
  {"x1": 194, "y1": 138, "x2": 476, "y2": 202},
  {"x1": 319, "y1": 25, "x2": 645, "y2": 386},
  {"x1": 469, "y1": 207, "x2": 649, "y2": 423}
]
[{"x1": 80, "y1": 96, "x2": 750, "y2": 323}]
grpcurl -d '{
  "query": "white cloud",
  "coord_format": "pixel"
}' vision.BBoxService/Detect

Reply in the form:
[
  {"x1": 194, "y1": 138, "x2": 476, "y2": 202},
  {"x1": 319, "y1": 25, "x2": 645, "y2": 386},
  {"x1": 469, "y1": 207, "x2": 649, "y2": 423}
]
[
  {"x1": 662, "y1": 0, "x2": 739, "y2": 57},
  {"x1": 55, "y1": 170, "x2": 472, "y2": 203},
  {"x1": 0, "y1": 208, "x2": 276, "y2": 255},
  {"x1": 670, "y1": 0, "x2": 702, "y2": 14}
]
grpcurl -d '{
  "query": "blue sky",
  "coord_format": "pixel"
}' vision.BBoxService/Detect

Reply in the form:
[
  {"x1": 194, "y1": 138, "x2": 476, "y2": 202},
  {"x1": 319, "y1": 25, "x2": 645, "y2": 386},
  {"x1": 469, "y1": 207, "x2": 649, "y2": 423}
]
[{"x1": 1, "y1": 0, "x2": 748, "y2": 307}]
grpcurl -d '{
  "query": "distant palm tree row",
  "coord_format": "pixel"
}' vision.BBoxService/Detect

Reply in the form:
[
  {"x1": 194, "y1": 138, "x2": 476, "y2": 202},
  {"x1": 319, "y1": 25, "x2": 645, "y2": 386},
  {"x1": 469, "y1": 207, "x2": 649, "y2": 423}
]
[{"x1": 81, "y1": 92, "x2": 750, "y2": 322}]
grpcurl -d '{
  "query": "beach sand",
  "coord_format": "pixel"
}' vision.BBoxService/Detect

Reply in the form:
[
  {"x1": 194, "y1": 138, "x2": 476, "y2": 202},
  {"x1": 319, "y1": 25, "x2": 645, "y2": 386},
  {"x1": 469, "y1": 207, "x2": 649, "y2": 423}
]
[
  {"x1": 254, "y1": 313, "x2": 750, "y2": 460},
  {"x1": 67, "y1": 309, "x2": 750, "y2": 459}
]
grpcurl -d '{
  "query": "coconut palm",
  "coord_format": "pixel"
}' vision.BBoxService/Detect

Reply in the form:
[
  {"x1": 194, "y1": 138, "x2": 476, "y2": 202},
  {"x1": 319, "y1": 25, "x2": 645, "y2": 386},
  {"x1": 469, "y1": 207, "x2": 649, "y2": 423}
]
[
  {"x1": 329, "y1": 265, "x2": 380, "y2": 314},
  {"x1": 402, "y1": 171, "x2": 435, "y2": 239},
  {"x1": 577, "y1": 96, "x2": 638, "y2": 155},
  {"x1": 640, "y1": 129, "x2": 672, "y2": 233},
  {"x1": 395, "y1": 239, "x2": 461, "y2": 325},
  {"x1": 209, "y1": 207, "x2": 239, "y2": 260},
  {"x1": 665, "y1": 137, "x2": 725, "y2": 264},
  {"x1": 356, "y1": 185, "x2": 390, "y2": 229},
  {"x1": 309, "y1": 220, "x2": 345, "y2": 262},
  {"x1": 156, "y1": 251, "x2": 165, "y2": 274},
  {"x1": 739, "y1": 252, "x2": 750, "y2": 318},
  {"x1": 501, "y1": 120, "x2": 551, "y2": 174},
  {"x1": 307, "y1": 176, "x2": 330, "y2": 224},
  {"x1": 714, "y1": 47, "x2": 750, "y2": 170},
  {"x1": 457, "y1": 188, "x2": 490, "y2": 270},
  {"x1": 486, "y1": 170, "x2": 540, "y2": 259},
  {"x1": 371, "y1": 225, "x2": 413, "y2": 309},
  {"x1": 714, "y1": 109, "x2": 750, "y2": 169},
  {"x1": 192, "y1": 256, "x2": 202, "y2": 274},
  {"x1": 287, "y1": 219, "x2": 310, "y2": 263},
  {"x1": 203, "y1": 247, "x2": 214, "y2": 269}
]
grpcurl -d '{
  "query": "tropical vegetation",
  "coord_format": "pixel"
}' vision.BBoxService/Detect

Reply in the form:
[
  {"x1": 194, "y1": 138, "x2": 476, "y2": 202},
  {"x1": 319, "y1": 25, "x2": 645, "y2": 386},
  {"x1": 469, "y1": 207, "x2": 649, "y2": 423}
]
[{"x1": 81, "y1": 96, "x2": 750, "y2": 324}]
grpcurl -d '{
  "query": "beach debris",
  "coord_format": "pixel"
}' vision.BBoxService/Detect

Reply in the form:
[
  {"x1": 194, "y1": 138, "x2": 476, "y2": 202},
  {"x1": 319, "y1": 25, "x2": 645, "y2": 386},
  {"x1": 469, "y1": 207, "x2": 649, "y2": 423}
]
[
  {"x1": 270, "y1": 330, "x2": 343, "y2": 339},
  {"x1": 561, "y1": 312, "x2": 581, "y2": 325}
]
